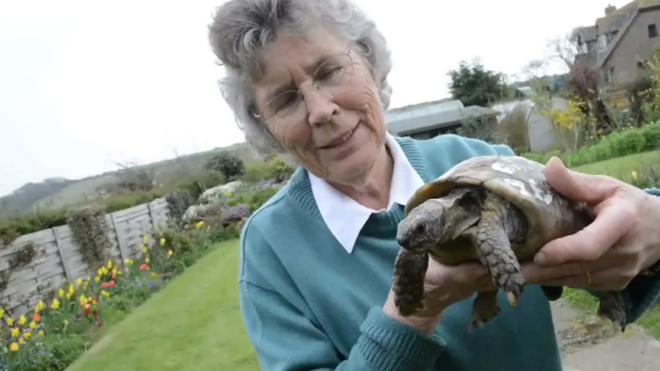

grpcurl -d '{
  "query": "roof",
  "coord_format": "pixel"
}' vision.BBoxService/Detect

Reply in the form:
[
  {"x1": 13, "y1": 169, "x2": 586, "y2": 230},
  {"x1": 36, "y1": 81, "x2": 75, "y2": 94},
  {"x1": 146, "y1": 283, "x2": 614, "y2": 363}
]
[
  {"x1": 386, "y1": 100, "x2": 500, "y2": 135},
  {"x1": 515, "y1": 86, "x2": 537, "y2": 98}
]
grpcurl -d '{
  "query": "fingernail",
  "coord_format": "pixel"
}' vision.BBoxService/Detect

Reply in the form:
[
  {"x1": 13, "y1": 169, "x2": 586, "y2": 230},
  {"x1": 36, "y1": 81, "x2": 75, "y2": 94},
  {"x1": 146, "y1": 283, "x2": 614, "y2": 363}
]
[{"x1": 534, "y1": 253, "x2": 546, "y2": 265}]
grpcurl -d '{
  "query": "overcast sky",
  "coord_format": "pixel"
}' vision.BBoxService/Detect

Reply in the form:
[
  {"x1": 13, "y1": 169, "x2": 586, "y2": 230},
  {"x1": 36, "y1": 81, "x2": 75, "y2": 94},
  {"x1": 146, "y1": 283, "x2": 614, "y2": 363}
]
[{"x1": 0, "y1": 0, "x2": 631, "y2": 196}]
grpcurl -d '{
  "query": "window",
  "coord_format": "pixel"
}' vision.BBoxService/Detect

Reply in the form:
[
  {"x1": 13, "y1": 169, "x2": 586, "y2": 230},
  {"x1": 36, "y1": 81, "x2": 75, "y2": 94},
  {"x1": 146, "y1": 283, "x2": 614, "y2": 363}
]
[{"x1": 649, "y1": 24, "x2": 658, "y2": 38}]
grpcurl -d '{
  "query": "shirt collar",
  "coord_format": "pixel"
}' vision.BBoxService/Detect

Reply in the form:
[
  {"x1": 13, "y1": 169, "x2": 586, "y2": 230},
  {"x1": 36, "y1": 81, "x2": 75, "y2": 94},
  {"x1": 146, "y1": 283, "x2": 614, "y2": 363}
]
[{"x1": 308, "y1": 133, "x2": 425, "y2": 253}]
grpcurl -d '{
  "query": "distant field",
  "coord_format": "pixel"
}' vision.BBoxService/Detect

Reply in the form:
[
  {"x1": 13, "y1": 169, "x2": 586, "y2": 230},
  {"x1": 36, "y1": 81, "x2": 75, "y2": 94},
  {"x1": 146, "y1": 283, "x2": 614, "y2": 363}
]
[
  {"x1": 572, "y1": 150, "x2": 659, "y2": 180},
  {"x1": 28, "y1": 143, "x2": 261, "y2": 212}
]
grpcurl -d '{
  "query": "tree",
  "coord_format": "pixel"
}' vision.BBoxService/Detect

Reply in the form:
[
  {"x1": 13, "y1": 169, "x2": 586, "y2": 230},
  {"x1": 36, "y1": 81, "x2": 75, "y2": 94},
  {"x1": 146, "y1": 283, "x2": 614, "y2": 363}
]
[
  {"x1": 447, "y1": 59, "x2": 509, "y2": 107},
  {"x1": 206, "y1": 152, "x2": 245, "y2": 181}
]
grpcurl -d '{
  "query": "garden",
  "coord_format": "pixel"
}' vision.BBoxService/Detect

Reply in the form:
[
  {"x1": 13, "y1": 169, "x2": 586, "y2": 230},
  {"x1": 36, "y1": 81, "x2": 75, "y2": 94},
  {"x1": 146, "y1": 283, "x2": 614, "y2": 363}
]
[{"x1": 1, "y1": 44, "x2": 660, "y2": 371}]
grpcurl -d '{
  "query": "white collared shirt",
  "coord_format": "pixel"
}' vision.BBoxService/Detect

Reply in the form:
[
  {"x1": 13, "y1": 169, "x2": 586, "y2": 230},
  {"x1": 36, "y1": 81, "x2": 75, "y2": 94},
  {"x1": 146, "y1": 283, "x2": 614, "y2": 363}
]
[{"x1": 308, "y1": 133, "x2": 425, "y2": 253}]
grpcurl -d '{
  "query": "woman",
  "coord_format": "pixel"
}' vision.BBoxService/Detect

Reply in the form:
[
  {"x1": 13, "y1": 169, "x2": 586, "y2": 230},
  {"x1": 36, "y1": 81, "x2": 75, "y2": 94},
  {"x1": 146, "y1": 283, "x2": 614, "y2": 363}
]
[{"x1": 207, "y1": 0, "x2": 660, "y2": 369}]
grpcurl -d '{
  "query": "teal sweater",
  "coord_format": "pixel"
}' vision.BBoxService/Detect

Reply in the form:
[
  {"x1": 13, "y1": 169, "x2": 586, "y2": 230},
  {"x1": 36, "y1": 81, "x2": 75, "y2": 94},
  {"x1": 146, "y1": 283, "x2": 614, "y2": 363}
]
[{"x1": 238, "y1": 134, "x2": 660, "y2": 371}]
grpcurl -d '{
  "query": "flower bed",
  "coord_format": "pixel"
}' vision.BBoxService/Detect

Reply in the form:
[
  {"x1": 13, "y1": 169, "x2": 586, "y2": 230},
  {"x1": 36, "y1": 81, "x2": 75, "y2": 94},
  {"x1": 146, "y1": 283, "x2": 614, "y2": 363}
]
[{"x1": 0, "y1": 220, "x2": 237, "y2": 371}]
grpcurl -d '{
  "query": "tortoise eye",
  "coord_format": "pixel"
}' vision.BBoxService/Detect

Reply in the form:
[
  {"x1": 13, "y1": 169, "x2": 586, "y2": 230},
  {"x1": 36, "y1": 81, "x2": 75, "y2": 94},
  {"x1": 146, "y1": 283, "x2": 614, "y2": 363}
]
[{"x1": 414, "y1": 223, "x2": 426, "y2": 236}]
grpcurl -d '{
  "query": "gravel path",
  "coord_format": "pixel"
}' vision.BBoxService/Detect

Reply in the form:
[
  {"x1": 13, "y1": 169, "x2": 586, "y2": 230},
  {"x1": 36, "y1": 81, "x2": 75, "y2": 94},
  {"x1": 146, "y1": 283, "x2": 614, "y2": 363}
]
[{"x1": 551, "y1": 300, "x2": 660, "y2": 371}]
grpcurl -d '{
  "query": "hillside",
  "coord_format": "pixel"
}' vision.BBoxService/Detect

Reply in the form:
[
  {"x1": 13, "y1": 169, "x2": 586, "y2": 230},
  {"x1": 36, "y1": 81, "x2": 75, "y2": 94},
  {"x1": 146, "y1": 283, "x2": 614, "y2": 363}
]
[{"x1": 0, "y1": 141, "x2": 260, "y2": 216}]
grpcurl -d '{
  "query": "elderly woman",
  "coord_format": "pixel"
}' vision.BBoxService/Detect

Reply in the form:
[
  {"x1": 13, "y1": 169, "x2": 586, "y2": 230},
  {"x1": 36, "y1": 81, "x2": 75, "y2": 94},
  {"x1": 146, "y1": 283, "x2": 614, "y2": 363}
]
[{"x1": 207, "y1": 0, "x2": 660, "y2": 370}]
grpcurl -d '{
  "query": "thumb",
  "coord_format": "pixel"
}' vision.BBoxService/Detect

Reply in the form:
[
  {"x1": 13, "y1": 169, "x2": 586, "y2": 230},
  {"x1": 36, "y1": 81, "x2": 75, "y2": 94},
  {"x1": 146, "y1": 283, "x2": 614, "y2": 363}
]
[{"x1": 543, "y1": 156, "x2": 616, "y2": 204}]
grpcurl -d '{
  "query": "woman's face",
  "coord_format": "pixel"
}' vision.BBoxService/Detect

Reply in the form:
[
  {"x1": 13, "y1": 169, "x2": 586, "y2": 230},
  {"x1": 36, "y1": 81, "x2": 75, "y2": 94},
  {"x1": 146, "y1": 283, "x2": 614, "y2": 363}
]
[{"x1": 250, "y1": 27, "x2": 387, "y2": 184}]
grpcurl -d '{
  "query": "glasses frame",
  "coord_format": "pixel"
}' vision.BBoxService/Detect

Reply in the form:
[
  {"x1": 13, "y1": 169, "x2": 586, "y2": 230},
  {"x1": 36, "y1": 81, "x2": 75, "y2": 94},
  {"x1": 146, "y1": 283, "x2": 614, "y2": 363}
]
[{"x1": 252, "y1": 48, "x2": 357, "y2": 123}]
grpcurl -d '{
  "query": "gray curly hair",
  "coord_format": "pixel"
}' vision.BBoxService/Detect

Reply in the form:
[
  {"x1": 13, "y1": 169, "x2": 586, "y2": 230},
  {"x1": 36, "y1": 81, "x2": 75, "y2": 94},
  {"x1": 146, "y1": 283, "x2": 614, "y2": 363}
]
[{"x1": 207, "y1": 0, "x2": 393, "y2": 159}]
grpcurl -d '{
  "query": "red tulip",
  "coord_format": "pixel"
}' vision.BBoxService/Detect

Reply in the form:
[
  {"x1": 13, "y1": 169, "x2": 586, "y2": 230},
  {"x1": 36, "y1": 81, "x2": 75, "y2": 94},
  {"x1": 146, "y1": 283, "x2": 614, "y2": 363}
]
[
  {"x1": 139, "y1": 264, "x2": 148, "y2": 271},
  {"x1": 109, "y1": 280, "x2": 115, "y2": 287},
  {"x1": 101, "y1": 282, "x2": 109, "y2": 289}
]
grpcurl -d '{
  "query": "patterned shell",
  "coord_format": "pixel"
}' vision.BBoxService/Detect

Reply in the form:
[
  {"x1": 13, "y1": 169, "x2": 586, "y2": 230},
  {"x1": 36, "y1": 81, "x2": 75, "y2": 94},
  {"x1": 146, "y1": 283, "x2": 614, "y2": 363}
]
[{"x1": 404, "y1": 155, "x2": 594, "y2": 246}]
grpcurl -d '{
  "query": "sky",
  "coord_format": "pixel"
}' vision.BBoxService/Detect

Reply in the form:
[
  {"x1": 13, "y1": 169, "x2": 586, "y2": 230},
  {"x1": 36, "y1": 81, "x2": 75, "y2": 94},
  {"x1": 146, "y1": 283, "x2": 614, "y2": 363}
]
[{"x1": 0, "y1": 0, "x2": 633, "y2": 196}]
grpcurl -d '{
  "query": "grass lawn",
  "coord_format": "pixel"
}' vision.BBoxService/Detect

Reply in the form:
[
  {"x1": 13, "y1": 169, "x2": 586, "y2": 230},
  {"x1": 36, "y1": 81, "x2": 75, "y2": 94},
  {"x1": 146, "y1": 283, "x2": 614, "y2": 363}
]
[{"x1": 65, "y1": 239, "x2": 259, "y2": 371}]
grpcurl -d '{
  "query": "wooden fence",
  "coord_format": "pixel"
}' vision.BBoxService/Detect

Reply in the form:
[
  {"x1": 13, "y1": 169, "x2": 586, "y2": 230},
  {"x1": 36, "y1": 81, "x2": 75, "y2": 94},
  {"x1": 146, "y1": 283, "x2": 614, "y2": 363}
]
[{"x1": 0, "y1": 198, "x2": 170, "y2": 316}]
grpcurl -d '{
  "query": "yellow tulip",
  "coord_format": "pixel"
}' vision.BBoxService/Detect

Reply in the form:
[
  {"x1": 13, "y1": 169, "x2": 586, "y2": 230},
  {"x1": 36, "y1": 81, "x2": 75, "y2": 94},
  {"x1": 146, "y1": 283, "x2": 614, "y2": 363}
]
[
  {"x1": 24, "y1": 332, "x2": 31, "y2": 339},
  {"x1": 58, "y1": 289, "x2": 64, "y2": 298},
  {"x1": 143, "y1": 235, "x2": 149, "y2": 244},
  {"x1": 18, "y1": 338, "x2": 24, "y2": 345},
  {"x1": 51, "y1": 299, "x2": 60, "y2": 310},
  {"x1": 0, "y1": 308, "x2": 5, "y2": 318},
  {"x1": 38, "y1": 330, "x2": 44, "y2": 337},
  {"x1": 107, "y1": 260, "x2": 113, "y2": 269},
  {"x1": 6, "y1": 317, "x2": 13, "y2": 326},
  {"x1": 9, "y1": 343, "x2": 18, "y2": 352},
  {"x1": 11, "y1": 328, "x2": 19, "y2": 338},
  {"x1": 145, "y1": 258, "x2": 150, "y2": 264},
  {"x1": 19, "y1": 315, "x2": 26, "y2": 326},
  {"x1": 160, "y1": 238, "x2": 166, "y2": 246},
  {"x1": 29, "y1": 321, "x2": 36, "y2": 330},
  {"x1": 76, "y1": 278, "x2": 83, "y2": 287},
  {"x1": 632, "y1": 171, "x2": 638, "y2": 181},
  {"x1": 95, "y1": 276, "x2": 101, "y2": 282}
]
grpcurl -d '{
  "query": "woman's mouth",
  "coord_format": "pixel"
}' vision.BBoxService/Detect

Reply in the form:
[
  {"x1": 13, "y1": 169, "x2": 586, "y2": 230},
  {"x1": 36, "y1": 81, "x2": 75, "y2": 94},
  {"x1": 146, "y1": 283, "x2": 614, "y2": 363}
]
[{"x1": 319, "y1": 124, "x2": 359, "y2": 150}]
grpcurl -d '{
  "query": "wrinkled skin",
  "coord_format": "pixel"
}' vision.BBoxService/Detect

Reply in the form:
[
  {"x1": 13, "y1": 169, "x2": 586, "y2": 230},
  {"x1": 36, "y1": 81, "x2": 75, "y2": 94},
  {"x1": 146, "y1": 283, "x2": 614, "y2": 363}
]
[{"x1": 393, "y1": 185, "x2": 625, "y2": 332}]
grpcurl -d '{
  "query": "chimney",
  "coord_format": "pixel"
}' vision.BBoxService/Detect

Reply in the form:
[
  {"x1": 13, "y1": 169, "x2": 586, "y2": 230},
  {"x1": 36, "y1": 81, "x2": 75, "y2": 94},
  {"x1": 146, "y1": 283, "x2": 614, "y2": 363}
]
[{"x1": 605, "y1": 4, "x2": 617, "y2": 16}]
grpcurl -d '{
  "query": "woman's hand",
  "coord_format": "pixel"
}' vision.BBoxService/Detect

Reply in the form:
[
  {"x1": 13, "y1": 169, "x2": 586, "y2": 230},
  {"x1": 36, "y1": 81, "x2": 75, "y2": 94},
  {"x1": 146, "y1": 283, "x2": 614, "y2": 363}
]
[
  {"x1": 383, "y1": 258, "x2": 494, "y2": 335},
  {"x1": 522, "y1": 157, "x2": 660, "y2": 291}
]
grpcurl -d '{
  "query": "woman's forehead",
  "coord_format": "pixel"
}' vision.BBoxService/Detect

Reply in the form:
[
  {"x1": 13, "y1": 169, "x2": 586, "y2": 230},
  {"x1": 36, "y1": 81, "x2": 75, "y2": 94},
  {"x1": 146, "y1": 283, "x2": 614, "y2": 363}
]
[{"x1": 253, "y1": 29, "x2": 347, "y2": 81}]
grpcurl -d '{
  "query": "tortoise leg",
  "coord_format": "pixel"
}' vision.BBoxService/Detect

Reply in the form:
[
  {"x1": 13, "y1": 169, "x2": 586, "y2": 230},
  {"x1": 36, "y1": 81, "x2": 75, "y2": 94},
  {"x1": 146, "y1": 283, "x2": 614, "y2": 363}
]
[
  {"x1": 598, "y1": 291, "x2": 627, "y2": 332},
  {"x1": 476, "y1": 209, "x2": 526, "y2": 308},
  {"x1": 468, "y1": 290, "x2": 500, "y2": 333},
  {"x1": 392, "y1": 248, "x2": 428, "y2": 317},
  {"x1": 540, "y1": 285, "x2": 564, "y2": 301}
]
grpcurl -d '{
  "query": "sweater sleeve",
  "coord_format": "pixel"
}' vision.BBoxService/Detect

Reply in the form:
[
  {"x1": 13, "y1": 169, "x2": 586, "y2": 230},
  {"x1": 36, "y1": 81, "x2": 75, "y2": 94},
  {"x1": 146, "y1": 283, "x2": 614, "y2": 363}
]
[
  {"x1": 238, "y1": 217, "x2": 446, "y2": 371},
  {"x1": 616, "y1": 187, "x2": 660, "y2": 324},
  {"x1": 239, "y1": 281, "x2": 446, "y2": 371}
]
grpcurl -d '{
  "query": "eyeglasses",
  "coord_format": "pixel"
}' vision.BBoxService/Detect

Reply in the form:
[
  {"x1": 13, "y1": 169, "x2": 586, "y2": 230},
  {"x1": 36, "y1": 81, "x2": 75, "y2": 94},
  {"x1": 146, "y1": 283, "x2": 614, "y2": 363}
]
[{"x1": 253, "y1": 49, "x2": 356, "y2": 123}]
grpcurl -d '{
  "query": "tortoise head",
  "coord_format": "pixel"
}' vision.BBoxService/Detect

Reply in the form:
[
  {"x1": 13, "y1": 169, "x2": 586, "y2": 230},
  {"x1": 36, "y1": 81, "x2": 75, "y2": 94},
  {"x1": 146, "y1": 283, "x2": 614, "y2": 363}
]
[{"x1": 397, "y1": 186, "x2": 484, "y2": 252}]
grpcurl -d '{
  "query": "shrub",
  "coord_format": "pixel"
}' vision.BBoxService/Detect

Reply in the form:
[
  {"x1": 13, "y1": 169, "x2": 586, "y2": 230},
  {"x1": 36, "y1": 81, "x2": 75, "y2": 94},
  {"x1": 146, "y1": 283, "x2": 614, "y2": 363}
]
[
  {"x1": 226, "y1": 187, "x2": 279, "y2": 212},
  {"x1": 165, "y1": 189, "x2": 195, "y2": 223},
  {"x1": 206, "y1": 152, "x2": 245, "y2": 181},
  {"x1": 65, "y1": 205, "x2": 113, "y2": 270}
]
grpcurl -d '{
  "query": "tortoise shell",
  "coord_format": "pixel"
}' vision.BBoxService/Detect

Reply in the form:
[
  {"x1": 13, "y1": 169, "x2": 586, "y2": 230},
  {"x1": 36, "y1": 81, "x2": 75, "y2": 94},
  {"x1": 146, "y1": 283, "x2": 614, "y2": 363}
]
[{"x1": 404, "y1": 155, "x2": 594, "y2": 253}]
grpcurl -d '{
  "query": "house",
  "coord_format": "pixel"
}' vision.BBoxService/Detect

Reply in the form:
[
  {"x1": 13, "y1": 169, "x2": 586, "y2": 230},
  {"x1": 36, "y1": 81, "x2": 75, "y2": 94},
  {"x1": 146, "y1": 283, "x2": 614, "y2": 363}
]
[
  {"x1": 574, "y1": 0, "x2": 660, "y2": 88},
  {"x1": 385, "y1": 99, "x2": 500, "y2": 140}
]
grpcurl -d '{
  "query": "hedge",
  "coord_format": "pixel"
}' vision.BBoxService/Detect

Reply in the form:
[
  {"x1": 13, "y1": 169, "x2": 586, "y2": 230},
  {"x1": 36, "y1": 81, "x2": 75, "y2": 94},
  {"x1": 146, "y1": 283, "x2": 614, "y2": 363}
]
[{"x1": 521, "y1": 121, "x2": 660, "y2": 167}]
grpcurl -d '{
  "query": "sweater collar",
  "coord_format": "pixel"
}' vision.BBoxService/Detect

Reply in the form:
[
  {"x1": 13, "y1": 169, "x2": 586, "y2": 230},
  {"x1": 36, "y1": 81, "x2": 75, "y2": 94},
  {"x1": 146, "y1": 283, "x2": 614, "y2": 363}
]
[{"x1": 303, "y1": 133, "x2": 425, "y2": 253}]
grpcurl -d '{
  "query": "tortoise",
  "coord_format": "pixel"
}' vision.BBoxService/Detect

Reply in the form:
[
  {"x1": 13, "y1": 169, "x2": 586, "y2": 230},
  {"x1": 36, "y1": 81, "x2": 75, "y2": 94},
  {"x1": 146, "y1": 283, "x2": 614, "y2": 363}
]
[{"x1": 392, "y1": 155, "x2": 642, "y2": 333}]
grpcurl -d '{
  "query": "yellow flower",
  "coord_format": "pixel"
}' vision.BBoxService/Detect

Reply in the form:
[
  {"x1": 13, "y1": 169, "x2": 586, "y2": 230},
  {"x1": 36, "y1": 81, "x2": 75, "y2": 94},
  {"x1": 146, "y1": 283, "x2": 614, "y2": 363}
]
[
  {"x1": 101, "y1": 290, "x2": 110, "y2": 298},
  {"x1": 195, "y1": 221, "x2": 205, "y2": 230},
  {"x1": 145, "y1": 258, "x2": 150, "y2": 264},
  {"x1": 142, "y1": 247, "x2": 148, "y2": 254},
  {"x1": 24, "y1": 332, "x2": 31, "y2": 339},
  {"x1": 167, "y1": 250, "x2": 173, "y2": 258},
  {"x1": 151, "y1": 272, "x2": 158, "y2": 278},
  {"x1": 97, "y1": 268, "x2": 104, "y2": 277},
  {"x1": 51, "y1": 299, "x2": 60, "y2": 310},
  {"x1": 107, "y1": 260, "x2": 113, "y2": 269},
  {"x1": 95, "y1": 276, "x2": 101, "y2": 282},
  {"x1": 101, "y1": 267, "x2": 109, "y2": 275},
  {"x1": 18, "y1": 315, "x2": 26, "y2": 325},
  {"x1": 35, "y1": 301, "x2": 44, "y2": 312},
  {"x1": 66, "y1": 291, "x2": 73, "y2": 300},
  {"x1": 29, "y1": 321, "x2": 36, "y2": 330},
  {"x1": 112, "y1": 268, "x2": 118, "y2": 276},
  {"x1": 11, "y1": 328, "x2": 19, "y2": 338},
  {"x1": 125, "y1": 259, "x2": 134, "y2": 266},
  {"x1": 58, "y1": 289, "x2": 64, "y2": 298},
  {"x1": 160, "y1": 238, "x2": 166, "y2": 246},
  {"x1": 0, "y1": 308, "x2": 4, "y2": 318},
  {"x1": 143, "y1": 235, "x2": 149, "y2": 244},
  {"x1": 632, "y1": 171, "x2": 638, "y2": 181},
  {"x1": 38, "y1": 330, "x2": 44, "y2": 337},
  {"x1": 76, "y1": 278, "x2": 83, "y2": 287},
  {"x1": 19, "y1": 337, "x2": 24, "y2": 345},
  {"x1": 6, "y1": 317, "x2": 13, "y2": 326},
  {"x1": 9, "y1": 343, "x2": 18, "y2": 352},
  {"x1": 68, "y1": 284, "x2": 74, "y2": 293},
  {"x1": 125, "y1": 267, "x2": 130, "y2": 273}
]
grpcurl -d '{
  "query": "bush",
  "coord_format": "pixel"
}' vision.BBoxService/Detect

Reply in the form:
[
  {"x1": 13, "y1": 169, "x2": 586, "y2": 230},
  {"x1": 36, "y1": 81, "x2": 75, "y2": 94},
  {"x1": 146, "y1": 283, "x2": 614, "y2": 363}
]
[
  {"x1": 521, "y1": 121, "x2": 660, "y2": 167},
  {"x1": 226, "y1": 187, "x2": 279, "y2": 212},
  {"x1": 206, "y1": 152, "x2": 245, "y2": 181}
]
